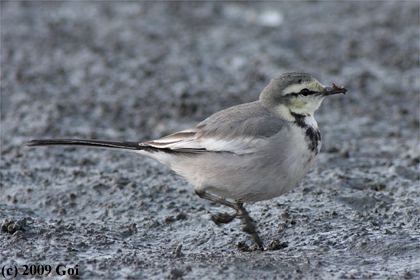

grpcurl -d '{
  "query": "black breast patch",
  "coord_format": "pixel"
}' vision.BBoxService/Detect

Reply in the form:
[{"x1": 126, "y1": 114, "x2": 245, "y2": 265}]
[
  {"x1": 290, "y1": 111, "x2": 322, "y2": 154},
  {"x1": 305, "y1": 126, "x2": 321, "y2": 154}
]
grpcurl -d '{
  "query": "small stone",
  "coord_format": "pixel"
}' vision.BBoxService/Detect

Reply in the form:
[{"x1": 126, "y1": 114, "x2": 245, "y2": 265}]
[
  {"x1": 167, "y1": 268, "x2": 184, "y2": 279},
  {"x1": 175, "y1": 212, "x2": 187, "y2": 221},
  {"x1": 173, "y1": 244, "x2": 184, "y2": 258},
  {"x1": 164, "y1": 216, "x2": 175, "y2": 223}
]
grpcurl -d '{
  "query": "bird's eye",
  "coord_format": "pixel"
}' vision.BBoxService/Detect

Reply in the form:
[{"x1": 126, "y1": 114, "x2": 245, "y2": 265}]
[{"x1": 300, "y1": 88, "x2": 310, "y2": 96}]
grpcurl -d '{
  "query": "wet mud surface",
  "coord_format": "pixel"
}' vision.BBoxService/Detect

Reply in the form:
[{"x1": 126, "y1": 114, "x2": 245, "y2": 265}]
[{"x1": 1, "y1": 2, "x2": 419, "y2": 279}]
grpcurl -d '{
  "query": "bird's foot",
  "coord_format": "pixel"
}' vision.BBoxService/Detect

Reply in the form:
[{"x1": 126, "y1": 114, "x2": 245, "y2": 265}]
[
  {"x1": 236, "y1": 204, "x2": 265, "y2": 250},
  {"x1": 211, "y1": 212, "x2": 237, "y2": 226}
]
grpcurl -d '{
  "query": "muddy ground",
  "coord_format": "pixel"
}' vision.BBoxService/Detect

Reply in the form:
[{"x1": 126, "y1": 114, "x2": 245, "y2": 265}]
[{"x1": 1, "y1": 2, "x2": 419, "y2": 279}]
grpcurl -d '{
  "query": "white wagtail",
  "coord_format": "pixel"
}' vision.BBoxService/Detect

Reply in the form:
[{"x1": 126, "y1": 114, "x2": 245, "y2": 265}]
[{"x1": 27, "y1": 72, "x2": 347, "y2": 250}]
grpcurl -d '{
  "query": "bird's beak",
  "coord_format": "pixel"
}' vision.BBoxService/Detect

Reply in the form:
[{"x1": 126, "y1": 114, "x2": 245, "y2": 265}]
[{"x1": 322, "y1": 83, "x2": 348, "y2": 96}]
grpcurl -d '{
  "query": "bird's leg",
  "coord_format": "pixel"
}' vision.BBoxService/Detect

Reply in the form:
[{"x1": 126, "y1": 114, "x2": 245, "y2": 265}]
[
  {"x1": 236, "y1": 202, "x2": 265, "y2": 250},
  {"x1": 195, "y1": 190, "x2": 265, "y2": 250},
  {"x1": 195, "y1": 190, "x2": 238, "y2": 225}
]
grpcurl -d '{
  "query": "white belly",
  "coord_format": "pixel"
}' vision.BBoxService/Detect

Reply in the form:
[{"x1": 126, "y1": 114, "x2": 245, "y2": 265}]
[{"x1": 172, "y1": 123, "x2": 321, "y2": 202}]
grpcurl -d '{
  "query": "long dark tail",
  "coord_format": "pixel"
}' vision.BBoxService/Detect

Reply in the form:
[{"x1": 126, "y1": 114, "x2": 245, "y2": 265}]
[{"x1": 26, "y1": 139, "x2": 143, "y2": 151}]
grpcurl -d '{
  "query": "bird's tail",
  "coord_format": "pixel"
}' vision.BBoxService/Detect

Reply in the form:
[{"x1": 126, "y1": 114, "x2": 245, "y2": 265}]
[{"x1": 26, "y1": 139, "x2": 142, "y2": 151}]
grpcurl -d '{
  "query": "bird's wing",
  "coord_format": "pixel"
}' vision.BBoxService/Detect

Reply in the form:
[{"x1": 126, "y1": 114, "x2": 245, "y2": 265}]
[
  {"x1": 140, "y1": 127, "x2": 205, "y2": 152},
  {"x1": 141, "y1": 102, "x2": 285, "y2": 155}
]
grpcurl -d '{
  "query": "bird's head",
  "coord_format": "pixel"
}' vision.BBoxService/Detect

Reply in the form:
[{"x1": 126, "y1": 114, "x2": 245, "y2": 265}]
[{"x1": 260, "y1": 72, "x2": 347, "y2": 118}]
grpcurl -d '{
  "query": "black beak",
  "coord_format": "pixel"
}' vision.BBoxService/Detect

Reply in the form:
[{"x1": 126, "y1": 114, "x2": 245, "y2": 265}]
[{"x1": 322, "y1": 84, "x2": 348, "y2": 96}]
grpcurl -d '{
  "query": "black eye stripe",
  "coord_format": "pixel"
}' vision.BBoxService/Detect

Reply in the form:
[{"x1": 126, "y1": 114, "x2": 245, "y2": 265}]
[
  {"x1": 286, "y1": 89, "x2": 317, "y2": 97},
  {"x1": 300, "y1": 88, "x2": 317, "y2": 96}
]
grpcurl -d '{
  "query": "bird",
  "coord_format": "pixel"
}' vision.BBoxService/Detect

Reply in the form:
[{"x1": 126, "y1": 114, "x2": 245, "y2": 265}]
[{"x1": 27, "y1": 72, "x2": 347, "y2": 250}]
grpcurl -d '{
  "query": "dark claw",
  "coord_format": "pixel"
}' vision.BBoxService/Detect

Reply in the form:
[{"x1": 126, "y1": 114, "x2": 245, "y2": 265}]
[
  {"x1": 266, "y1": 239, "x2": 288, "y2": 251},
  {"x1": 211, "y1": 212, "x2": 236, "y2": 226}
]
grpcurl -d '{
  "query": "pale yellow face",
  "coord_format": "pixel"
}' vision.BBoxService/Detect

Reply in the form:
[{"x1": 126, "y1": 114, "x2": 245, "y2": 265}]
[
  {"x1": 260, "y1": 73, "x2": 343, "y2": 121},
  {"x1": 279, "y1": 78, "x2": 327, "y2": 116}
]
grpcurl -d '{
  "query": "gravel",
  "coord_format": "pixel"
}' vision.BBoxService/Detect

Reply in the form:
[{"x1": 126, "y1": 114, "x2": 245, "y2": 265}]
[{"x1": 1, "y1": 2, "x2": 419, "y2": 279}]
